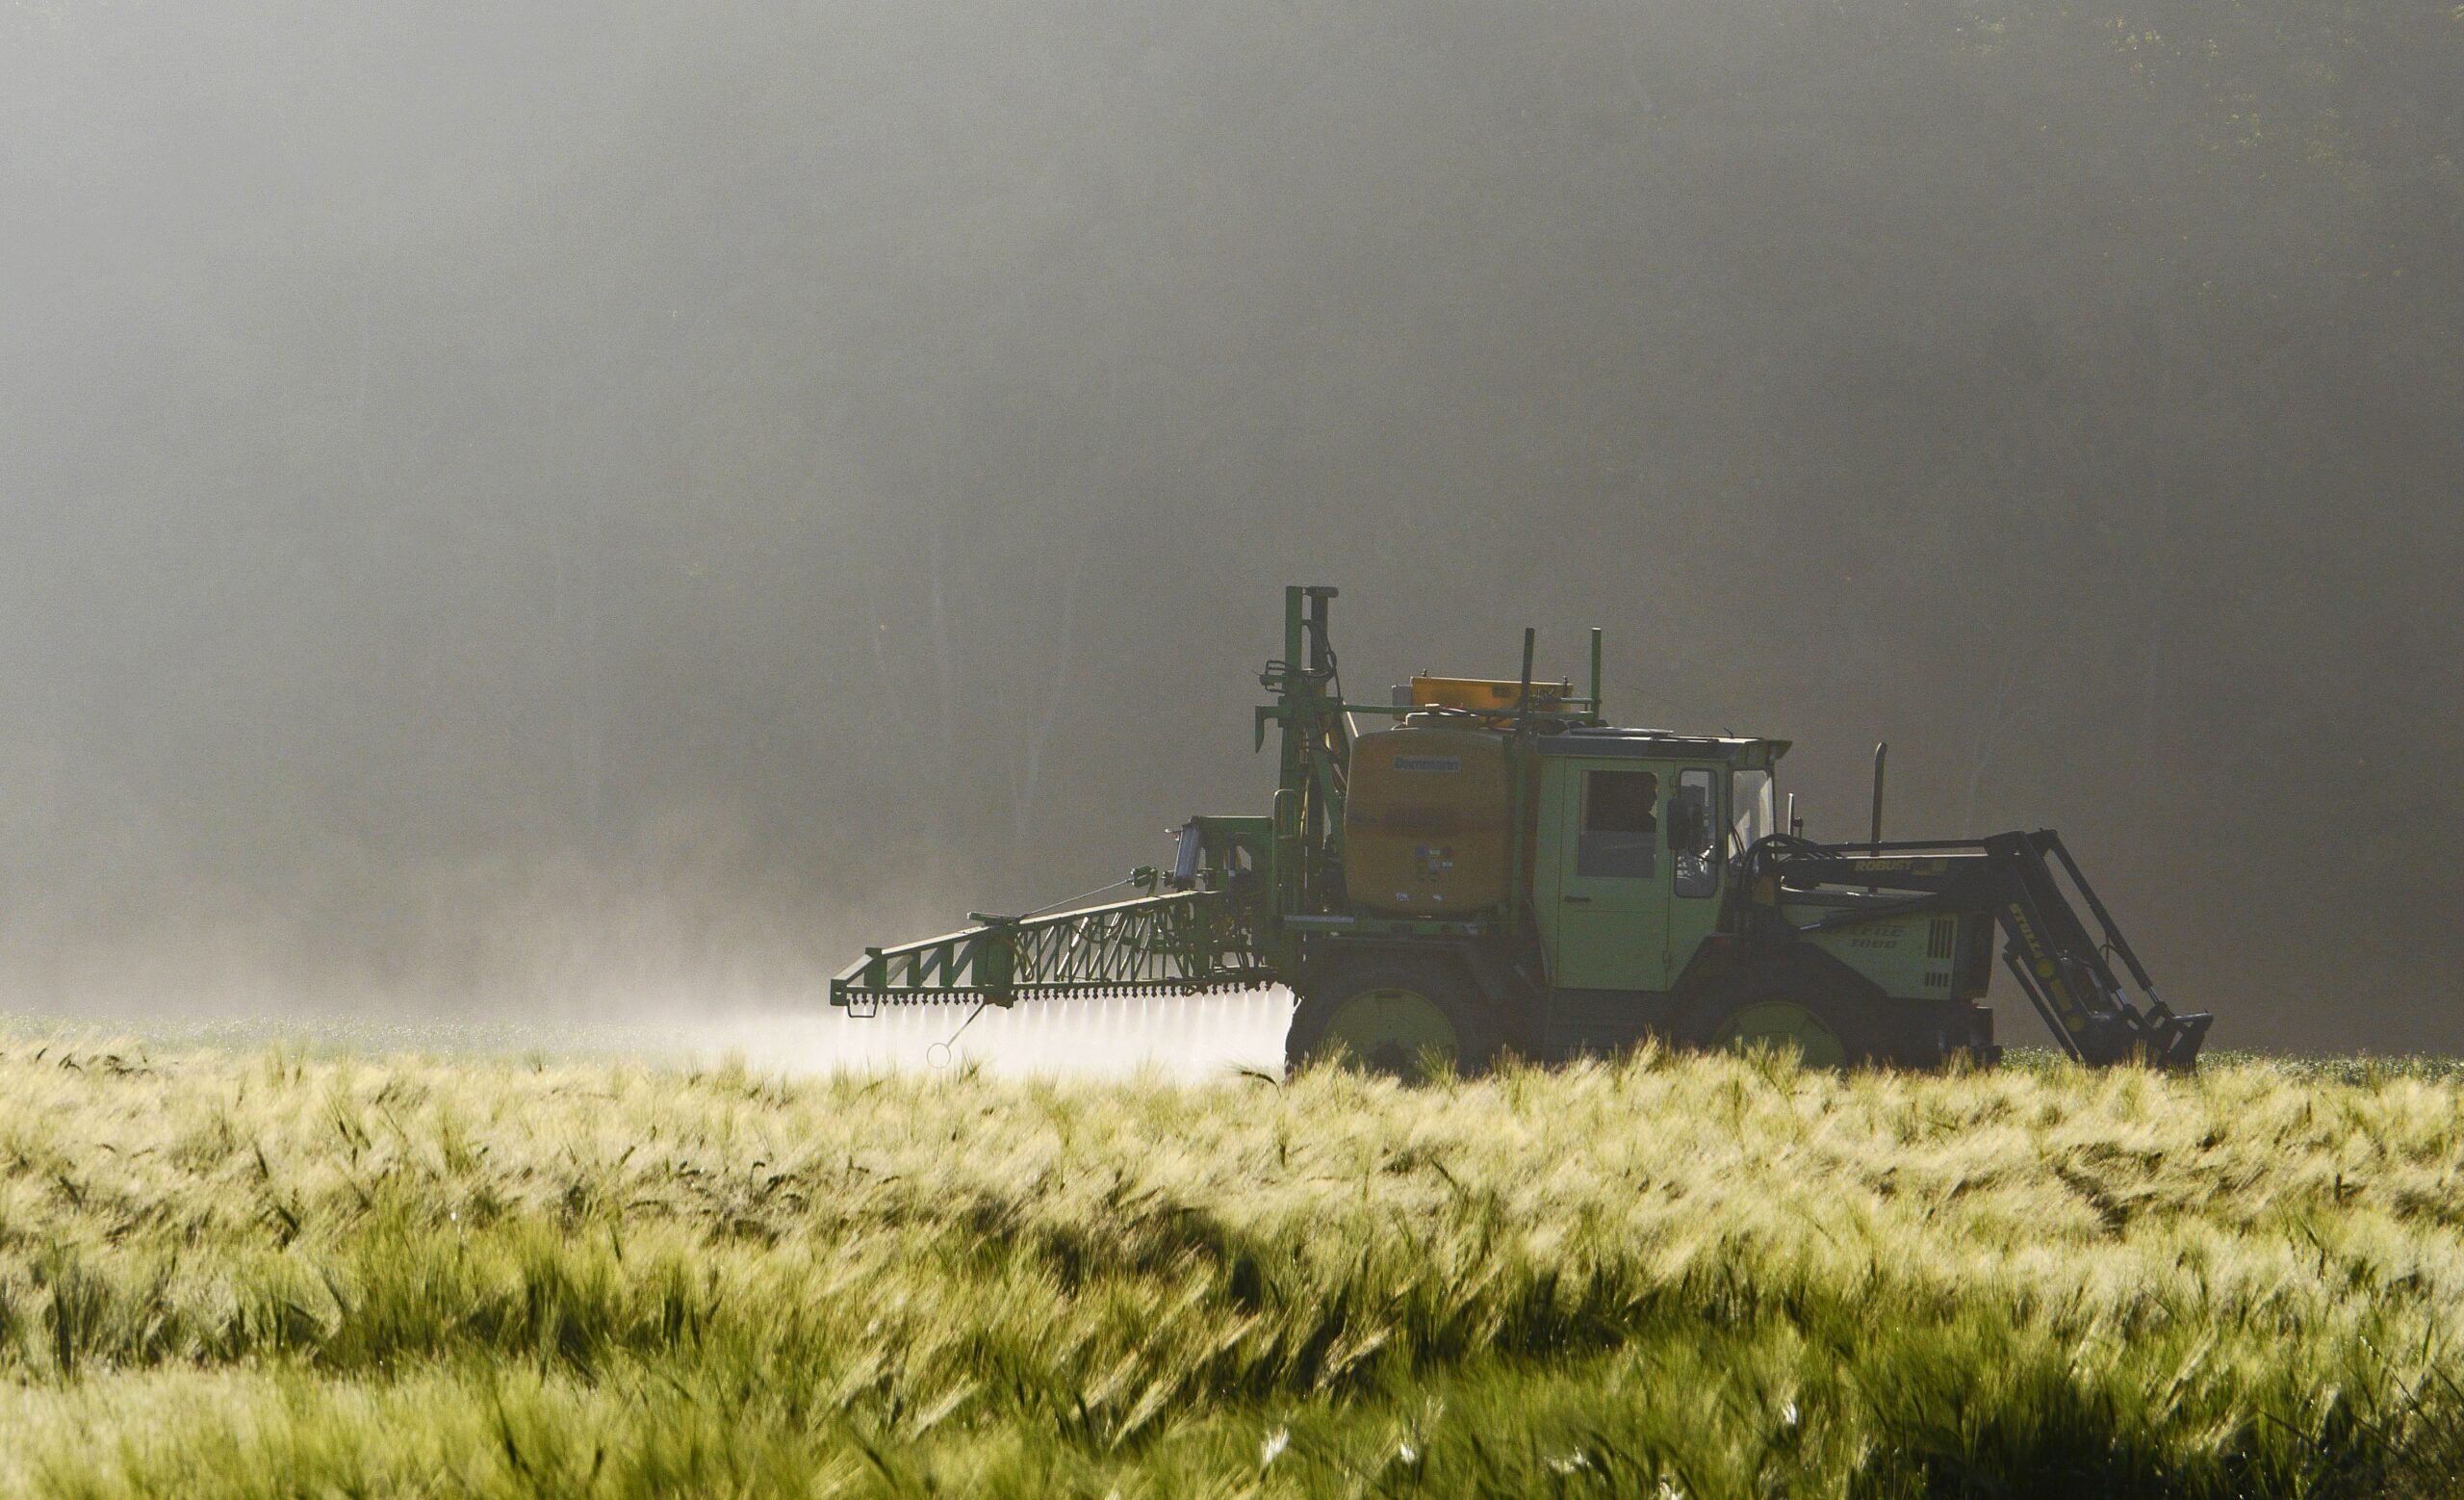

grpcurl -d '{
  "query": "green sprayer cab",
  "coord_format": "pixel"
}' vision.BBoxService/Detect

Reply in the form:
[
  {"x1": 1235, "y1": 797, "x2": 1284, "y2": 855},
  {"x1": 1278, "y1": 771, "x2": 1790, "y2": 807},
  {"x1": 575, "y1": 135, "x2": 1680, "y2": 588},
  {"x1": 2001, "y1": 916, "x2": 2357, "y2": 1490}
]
[{"x1": 833, "y1": 586, "x2": 2211, "y2": 1072}]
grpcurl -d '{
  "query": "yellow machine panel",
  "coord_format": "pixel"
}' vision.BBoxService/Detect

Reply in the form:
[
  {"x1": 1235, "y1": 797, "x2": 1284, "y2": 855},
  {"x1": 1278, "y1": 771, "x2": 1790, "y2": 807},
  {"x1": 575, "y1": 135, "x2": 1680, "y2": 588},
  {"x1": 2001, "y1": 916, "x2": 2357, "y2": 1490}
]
[
  {"x1": 1344, "y1": 726, "x2": 1511, "y2": 916},
  {"x1": 1409, "y1": 675, "x2": 1572, "y2": 714}
]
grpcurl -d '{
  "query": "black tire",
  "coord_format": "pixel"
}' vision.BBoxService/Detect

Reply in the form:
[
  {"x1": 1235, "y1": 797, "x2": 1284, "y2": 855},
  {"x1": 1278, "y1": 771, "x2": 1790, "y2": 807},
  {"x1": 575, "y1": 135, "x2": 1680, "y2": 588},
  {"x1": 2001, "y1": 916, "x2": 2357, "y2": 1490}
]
[
  {"x1": 1286, "y1": 956, "x2": 1502, "y2": 1079},
  {"x1": 1681, "y1": 963, "x2": 1885, "y2": 1069}
]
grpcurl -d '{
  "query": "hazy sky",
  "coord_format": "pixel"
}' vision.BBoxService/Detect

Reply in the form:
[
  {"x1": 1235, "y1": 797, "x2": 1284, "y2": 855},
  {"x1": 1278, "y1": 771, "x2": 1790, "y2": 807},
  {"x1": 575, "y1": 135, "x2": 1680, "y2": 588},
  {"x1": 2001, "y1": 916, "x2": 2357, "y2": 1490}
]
[{"x1": 3, "y1": 0, "x2": 2457, "y2": 1049}]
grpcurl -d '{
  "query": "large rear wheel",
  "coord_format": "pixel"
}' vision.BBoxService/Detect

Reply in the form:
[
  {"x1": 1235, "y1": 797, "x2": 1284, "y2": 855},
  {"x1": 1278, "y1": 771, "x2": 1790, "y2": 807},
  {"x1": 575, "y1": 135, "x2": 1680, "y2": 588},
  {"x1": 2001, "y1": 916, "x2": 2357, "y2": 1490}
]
[{"x1": 1287, "y1": 958, "x2": 1499, "y2": 1080}]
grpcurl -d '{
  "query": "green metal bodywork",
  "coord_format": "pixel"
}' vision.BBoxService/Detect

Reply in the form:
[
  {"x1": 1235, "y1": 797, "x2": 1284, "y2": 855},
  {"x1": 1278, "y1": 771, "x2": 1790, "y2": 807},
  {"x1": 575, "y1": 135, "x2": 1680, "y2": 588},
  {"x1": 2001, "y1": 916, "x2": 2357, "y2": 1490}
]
[{"x1": 1531, "y1": 754, "x2": 1755, "y2": 993}]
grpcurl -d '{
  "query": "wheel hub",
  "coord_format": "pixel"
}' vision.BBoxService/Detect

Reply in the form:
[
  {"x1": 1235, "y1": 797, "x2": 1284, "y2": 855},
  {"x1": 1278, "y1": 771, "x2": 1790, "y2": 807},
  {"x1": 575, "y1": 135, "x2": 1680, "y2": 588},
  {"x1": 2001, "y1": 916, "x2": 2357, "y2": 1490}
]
[
  {"x1": 1322, "y1": 985, "x2": 1458, "y2": 1077},
  {"x1": 1711, "y1": 999, "x2": 1848, "y2": 1069}
]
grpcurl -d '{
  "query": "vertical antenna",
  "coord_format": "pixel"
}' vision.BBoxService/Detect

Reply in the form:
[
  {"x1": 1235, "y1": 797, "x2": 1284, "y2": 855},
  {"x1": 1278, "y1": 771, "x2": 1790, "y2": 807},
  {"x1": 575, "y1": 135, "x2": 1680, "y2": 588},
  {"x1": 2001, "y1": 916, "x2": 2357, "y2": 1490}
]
[
  {"x1": 1507, "y1": 625, "x2": 1538, "y2": 937},
  {"x1": 1869, "y1": 741, "x2": 1888, "y2": 854}
]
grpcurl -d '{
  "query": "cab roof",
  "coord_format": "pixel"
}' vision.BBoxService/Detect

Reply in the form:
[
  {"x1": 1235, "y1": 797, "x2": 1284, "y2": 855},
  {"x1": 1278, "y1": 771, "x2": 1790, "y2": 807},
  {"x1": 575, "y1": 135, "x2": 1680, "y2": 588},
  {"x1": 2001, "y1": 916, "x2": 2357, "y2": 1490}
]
[{"x1": 1534, "y1": 725, "x2": 1790, "y2": 767}]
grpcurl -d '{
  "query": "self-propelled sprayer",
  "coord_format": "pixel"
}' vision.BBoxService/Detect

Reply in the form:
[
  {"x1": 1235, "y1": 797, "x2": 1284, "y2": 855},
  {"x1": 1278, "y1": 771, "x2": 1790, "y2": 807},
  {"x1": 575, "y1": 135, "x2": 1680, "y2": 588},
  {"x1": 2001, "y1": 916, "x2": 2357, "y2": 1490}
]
[{"x1": 833, "y1": 586, "x2": 2210, "y2": 1073}]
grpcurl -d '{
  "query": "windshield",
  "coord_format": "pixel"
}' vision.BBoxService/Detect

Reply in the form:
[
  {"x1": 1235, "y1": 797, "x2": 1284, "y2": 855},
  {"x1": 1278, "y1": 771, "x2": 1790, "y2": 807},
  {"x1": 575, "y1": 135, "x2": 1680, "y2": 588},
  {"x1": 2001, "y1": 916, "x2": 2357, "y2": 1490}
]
[{"x1": 1731, "y1": 769, "x2": 1774, "y2": 855}]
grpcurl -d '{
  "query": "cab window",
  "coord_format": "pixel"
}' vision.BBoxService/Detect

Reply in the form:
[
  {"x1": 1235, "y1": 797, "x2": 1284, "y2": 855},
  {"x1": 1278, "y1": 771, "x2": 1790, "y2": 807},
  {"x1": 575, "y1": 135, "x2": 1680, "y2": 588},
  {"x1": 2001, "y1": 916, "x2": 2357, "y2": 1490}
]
[
  {"x1": 1673, "y1": 767, "x2": 1719, "y2": 897},
  {"x1": 1577, "y1": 769, "x2": 1657, "y2": 878}
]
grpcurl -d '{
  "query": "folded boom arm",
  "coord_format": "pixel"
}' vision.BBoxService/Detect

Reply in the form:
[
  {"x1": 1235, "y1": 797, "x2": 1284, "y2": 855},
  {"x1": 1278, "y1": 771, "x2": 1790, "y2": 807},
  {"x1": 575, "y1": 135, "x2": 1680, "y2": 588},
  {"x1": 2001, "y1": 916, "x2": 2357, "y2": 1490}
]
[{"x1": 829, "y1": 888, "x2": 1275, "y2": 1015}]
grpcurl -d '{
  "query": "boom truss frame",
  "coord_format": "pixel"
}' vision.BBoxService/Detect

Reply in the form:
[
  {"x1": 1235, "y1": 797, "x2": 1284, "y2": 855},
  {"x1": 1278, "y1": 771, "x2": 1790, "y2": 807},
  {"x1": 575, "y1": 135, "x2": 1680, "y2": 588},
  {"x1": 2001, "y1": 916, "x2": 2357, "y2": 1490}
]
[{"x1": 829, "y1": 888, "x2": 1272, "y2": 1014}]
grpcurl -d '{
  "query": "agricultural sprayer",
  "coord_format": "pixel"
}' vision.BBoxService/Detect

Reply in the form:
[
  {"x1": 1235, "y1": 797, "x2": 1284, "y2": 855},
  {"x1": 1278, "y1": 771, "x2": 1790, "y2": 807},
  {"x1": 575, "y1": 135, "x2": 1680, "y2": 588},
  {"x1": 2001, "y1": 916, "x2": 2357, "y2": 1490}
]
[{"x1": 834, "y1": 586, "x2": 2211, "y2": 1073}]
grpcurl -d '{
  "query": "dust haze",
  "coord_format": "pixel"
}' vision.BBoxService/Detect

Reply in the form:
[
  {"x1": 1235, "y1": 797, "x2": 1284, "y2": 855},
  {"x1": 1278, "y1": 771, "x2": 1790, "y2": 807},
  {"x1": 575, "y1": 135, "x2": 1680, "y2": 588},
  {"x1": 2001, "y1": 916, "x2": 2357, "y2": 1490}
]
[{"x1": 2, "y1": 1, "x2": 2457, "y2": 1053}]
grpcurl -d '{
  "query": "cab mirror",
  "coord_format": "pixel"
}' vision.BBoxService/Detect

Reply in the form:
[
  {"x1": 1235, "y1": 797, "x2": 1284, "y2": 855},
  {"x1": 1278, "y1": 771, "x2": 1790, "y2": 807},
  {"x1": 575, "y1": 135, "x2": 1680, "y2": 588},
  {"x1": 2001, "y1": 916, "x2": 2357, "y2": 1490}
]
[{"x1": 1666, "y1": 801, "x2": 1705, "y2": 851}]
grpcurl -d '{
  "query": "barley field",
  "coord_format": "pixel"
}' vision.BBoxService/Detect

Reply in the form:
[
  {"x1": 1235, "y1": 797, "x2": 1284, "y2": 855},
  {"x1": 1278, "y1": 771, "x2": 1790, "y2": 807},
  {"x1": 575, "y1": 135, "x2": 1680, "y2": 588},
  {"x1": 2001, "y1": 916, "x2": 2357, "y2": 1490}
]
[{"x1": 0, "y1": 1028, "x2": 2459, "y2": 1497}]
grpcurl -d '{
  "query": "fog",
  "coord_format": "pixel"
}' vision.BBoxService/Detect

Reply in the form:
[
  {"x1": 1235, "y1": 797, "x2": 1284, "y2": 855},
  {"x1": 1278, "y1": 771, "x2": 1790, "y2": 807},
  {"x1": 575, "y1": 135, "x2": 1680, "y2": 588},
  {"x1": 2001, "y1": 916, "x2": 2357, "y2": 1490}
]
[{"x1": 3, "y1": 1, "x2": 2457, "y2": 1053}]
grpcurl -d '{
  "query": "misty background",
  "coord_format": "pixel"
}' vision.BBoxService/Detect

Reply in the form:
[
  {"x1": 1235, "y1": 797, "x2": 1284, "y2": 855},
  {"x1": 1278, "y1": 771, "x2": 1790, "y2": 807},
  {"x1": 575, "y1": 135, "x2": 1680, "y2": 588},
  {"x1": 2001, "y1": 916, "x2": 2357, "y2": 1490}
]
[{"x1": 2, "y1": 0, "x2": 2456, "y2": 1050}]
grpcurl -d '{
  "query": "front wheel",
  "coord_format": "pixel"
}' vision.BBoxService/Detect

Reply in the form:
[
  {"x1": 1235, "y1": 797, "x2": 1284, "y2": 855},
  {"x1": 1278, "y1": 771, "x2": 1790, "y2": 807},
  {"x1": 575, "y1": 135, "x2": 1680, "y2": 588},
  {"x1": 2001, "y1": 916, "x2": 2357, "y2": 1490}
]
[
  {"x1": 1683, "y1": 969, "x2": 1881, "y2": 1069},
  {"x1": 1286, "y1": 959, "x2": 1499, "y2": 1080}
]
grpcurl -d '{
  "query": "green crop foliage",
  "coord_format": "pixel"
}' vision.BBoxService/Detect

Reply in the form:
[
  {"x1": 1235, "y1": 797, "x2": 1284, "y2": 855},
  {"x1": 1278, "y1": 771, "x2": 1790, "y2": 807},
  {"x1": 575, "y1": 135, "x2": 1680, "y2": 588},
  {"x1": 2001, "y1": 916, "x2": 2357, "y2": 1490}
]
[{"x1": 0, "y1": 1034, "x2": 2457, "y2": 1497}]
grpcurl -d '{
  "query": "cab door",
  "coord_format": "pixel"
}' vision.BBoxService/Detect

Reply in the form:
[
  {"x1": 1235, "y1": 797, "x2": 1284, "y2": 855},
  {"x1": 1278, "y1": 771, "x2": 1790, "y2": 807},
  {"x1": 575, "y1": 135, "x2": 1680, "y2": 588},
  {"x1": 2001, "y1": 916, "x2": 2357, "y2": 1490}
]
[{"x1": 1550, "y1": 762, "x2": 1673, "y2": 990}]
